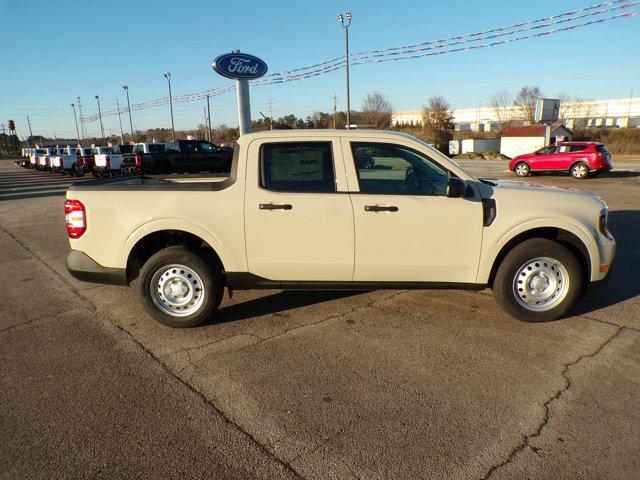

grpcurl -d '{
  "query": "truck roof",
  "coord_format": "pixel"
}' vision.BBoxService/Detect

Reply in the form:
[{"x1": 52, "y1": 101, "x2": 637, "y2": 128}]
[{"x1": 238, "y1": 129, "x2": 419, "y2": 143}]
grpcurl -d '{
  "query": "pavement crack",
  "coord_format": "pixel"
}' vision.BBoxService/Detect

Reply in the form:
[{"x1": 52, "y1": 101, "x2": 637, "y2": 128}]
[
  {"x1": 291, "y1": 420, "x2": 354, "y2": 464},
  {"x1": 0, "y1": 223, "x2": 305, "y2": 480},
  {"x1": 481, "y1": 324, "x2": 624, "y2": 479}
]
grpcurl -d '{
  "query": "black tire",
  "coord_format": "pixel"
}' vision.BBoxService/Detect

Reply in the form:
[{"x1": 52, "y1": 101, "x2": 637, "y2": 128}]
[
  {"x1": 153, "y1": 161, "x2": 172, "y2": 175},
  {"x1": 71, "y1": 163, "x2": 85, "y2": 177},
  {"x1": 570, "y1": 162, "x2": 589, "y2": 179},
  {"x1": 493, "y1": 238, "x2": 583, "y2": 322},
  {"x1": 514, "y1": 162, "x2": 530, "y2": 177},
  {"x1": 138, "y1": 245, "x2": 223, "y2": 328}
]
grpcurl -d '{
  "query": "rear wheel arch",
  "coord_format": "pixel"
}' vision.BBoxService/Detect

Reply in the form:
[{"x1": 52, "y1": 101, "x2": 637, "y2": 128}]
[
  {"x1": 488, "y1": 227, "x2": 591, "y2": 291},
  {"x1": 126, "y1": 230, "x2": 225, "y2": 284}
]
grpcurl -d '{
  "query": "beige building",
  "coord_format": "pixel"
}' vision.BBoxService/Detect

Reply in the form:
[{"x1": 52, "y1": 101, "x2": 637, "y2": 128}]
[{"x1": 393, "y1": 97, "x2": 640, "y2": 132}]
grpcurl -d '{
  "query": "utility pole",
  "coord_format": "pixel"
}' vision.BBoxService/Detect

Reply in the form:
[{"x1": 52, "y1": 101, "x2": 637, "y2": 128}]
[
  {"x1": 268, "y1": 100, "x2": 274, "y2": 130},
  {"x1": 333, "y1": 93, "x2": 337, "y2": 129},
  {"x1": 123, "y1": 85, "x2": 135, "y2": 142},
  {"x1": 26, "y1": 115, "x2": 34, "y2": 146},
  {"x1": 164, "y1": 73, "x2": 176, "y2": 141},
  {"x1": 71, "y1": 103, "x2": 80, "y2": 144},
  {"x1": 115, "y1": 99, "x2": 125, "y2": 144},
  {"x1": 0, "y1": 123, "x2": 6, "y2": 153},
  {"x1": 77, "y1": 97, "x2": 86, "y2": 139},
  {"x1": 206, "y1": 94, "x2": 212, "y2": 141},
  {"x1": 338, "y1": 12, "x2": 352, "y2": 129},
  {"x1": 95, "y1": 95, "x2": 105, "y2": 143},
  {"x1": 627, "y1": 88, "x2": 634, "y2": 128}
]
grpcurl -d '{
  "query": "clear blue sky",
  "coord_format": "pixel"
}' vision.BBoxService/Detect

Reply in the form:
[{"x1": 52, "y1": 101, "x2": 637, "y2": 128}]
[{"x1": 1, "y1": 0, "x2": 638, "y2": 139}]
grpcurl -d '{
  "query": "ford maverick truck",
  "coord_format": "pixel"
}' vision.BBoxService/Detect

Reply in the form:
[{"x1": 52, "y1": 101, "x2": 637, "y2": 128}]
[{"x1": 65, "y1": 130, "x2": 615, "y2": 328}]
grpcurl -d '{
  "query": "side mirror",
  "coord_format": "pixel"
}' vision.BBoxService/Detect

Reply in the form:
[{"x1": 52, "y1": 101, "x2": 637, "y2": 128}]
[{"x1": 447, "y1": 177, "x2": 467, "y2": 198}]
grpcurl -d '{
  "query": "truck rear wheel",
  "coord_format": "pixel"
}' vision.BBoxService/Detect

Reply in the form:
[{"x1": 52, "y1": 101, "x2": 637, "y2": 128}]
[
  {"x1": 138, "y1": 246, "x2": 223, "y2": 328},
  {"x1": 492, "y1": 238, "x2": 583, "y2": 322}
]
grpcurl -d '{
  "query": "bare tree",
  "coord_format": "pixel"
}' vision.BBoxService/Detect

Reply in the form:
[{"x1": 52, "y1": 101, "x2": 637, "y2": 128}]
[
  {"x1": 422, "y1": 96, "x2": 455, "y2": 154},
  {"x1": 556, "y1": 93, "x2": 572, "y2": 122},
  {"x1": 514, "y1": 86, "x2": 543, "y2": 124},
  {"x1": 361, "y1": 91, "x2": 393, "y2": 129},
  {"x1": 488, "y1": 89, "x2": 513, "y2": 131}
]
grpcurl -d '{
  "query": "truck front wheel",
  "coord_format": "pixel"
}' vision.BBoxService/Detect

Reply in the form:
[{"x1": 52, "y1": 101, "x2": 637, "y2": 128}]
[
  {"x1": 139, "y1": 246, "x2": 223, "y2": 328},
  {"x1": 492, "y1": 238, "x2": 583, "y2": 322}
]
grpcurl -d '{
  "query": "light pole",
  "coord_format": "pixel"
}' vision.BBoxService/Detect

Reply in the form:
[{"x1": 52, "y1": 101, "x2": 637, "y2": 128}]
[
  {"x1": 338, "y1": 12, "x2": 352, "y2": 129},
  {"x1": 71, "y1": 103, "x2": 80, "y2": 144},
  {"x1": 115, "y1": 99, "x2": 125, "y2": 144},
  {"x1": 95, "y1": 95, "x2": 105, "y2": 143},
  {"x1": 206, "y1": 94, "x2": 212, "y2": 142},
  {"x1": 122, "y1": 85, "x2": 135, "y2": 142},
  {"x1": 164, "y1": 72, "x2": 176, "y2": 140}
]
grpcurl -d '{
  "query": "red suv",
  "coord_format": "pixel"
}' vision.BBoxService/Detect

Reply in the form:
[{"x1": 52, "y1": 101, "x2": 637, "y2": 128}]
[{"x1": 509, "y1": 142, "x2": 612, "y2": 179}]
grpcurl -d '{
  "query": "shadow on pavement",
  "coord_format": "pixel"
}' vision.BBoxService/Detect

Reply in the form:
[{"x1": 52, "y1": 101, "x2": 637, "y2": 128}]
[
  {"x1": 574, "y1": 210, "x2": 640, "y2": 315},
  {"x1": 215, "y1": 291, "x2": 361, "y2": 325}
]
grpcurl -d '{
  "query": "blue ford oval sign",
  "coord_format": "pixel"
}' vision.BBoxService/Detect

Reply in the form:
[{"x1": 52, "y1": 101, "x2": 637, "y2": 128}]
[{"x1": 212, "y1": 52, "x2": 268, "y2": 80}]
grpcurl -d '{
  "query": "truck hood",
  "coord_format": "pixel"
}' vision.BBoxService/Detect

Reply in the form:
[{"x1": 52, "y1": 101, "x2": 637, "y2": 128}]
[{"x1": 477, "y1": 178, "x2": 606, "y2": 210}]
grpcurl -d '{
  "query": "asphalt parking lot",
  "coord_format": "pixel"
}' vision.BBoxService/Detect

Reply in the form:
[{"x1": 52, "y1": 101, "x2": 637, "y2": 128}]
[{"x1": 1, "y1": 158, "x2": 639, "y2": 479}]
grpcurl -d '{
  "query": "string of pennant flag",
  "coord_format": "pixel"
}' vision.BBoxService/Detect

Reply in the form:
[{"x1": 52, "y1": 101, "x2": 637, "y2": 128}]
[{"x1": 81, "y1": 2, "x2": 639, "y2": 124}]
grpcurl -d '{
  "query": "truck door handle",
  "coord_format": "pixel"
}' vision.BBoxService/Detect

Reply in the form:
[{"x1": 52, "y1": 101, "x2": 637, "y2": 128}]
[
  {"x1": 259, "y1": 203, "x2": 293, "y2": 211},
  {"x1": 364, "y1": 205, "x2": 399, "y2": 212}
]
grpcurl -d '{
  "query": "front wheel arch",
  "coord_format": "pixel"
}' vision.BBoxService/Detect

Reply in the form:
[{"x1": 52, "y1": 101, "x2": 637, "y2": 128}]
[{"x1": 487, "y1": 227, "x2": 590, "y2": 293}]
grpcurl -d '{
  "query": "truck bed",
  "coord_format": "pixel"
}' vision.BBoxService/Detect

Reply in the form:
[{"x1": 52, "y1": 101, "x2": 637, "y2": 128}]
[{"x1": 68, "y1": 174, "x2": 232, "y2": 192}]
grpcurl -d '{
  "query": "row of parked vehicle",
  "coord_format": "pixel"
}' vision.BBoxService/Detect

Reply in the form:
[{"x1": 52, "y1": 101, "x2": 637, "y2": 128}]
[{"x1": 18, "y1": 140, "x2": 234, "y2": 176}]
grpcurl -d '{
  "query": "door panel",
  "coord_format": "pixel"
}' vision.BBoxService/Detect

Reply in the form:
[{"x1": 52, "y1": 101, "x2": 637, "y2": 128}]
[
  {"x1": 244, "y1": 138, "x2": 354, "y2": 281},
  {"x1": 350, "y1": 195, "x2": 483, "y2": 282},
  {"x1": 344, "y1": 139, "x2": 483, "y2": 283}
]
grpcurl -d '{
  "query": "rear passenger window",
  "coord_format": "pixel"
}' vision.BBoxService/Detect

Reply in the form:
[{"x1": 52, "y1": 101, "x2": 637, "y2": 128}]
[
  {"x1": 260, "y1": 142, "x2": 335, "y2": 193},
  {"x1": 570, "y1": 145, "x2": 588, "y2": 152}
]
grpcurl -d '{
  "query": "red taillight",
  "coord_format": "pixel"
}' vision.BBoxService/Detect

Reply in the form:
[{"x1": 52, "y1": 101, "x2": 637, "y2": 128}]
[
  {"x1": 45, "y1": 156, "x2": 50, "y2": 165},
  {"x1": 64, "y1": 199, "x2": 86, "y2": 239},
  {"x1": 82, "y1": 155, "x2": 90, "y2": 166},
  {"x1": 134, "y1": 154, "x2": 143, "y2": 167},
  {"x1": 105, "y1": 155, "x2": 110, "y2": 168}
]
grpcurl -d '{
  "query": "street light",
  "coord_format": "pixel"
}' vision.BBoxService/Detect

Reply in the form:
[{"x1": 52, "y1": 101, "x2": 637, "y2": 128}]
[
  {"x1": 338, "y1": 12, "x2": 352, "y2": 129},
  {"x1": 122, "y1": 85, "x2": 135, "y2": 142},
  {"x1": 71, "y1": 103, "x2": 80, "y2": 144},
  {"x1": 95, "y1": 95, "x2": 105, "y2": 143},
  {"x1": 164, "y1": 72, "x2": 176, "y2": 141},
  {"x1": 115, "y1": 99, "x2": 125, "y2": 144}
]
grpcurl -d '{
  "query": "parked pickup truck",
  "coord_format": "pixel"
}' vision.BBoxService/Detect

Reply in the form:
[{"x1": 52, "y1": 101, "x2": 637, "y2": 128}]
[
  {"x1": 65, "y1": 130, "x2": 615, "y2": 328},
  {"x1": 93, "y1": 144, "x2": 134, "y2": 176},
  {"x1": 121, "y1": 139, "x2": 233, "y2": 175}
]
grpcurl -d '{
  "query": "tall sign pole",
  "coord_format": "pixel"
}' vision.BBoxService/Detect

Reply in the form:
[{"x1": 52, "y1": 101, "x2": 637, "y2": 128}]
[
  {"x1": 236, "y1": 79, "x2": 251, "y2": 135},
  {"x1": 212, "y1": 51, "x2": 268, "y2": 137}
]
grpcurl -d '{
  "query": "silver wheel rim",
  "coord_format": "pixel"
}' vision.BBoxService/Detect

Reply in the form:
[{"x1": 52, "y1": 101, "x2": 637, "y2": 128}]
[
  {"x1": 515, "y1": 164, "x2": 529, "y2": 176},
  {"x1": 150, "y1": 264, "x2": 205, "y2": 317},
  {"x1": 513, "y1": 257, "x2": 570, "y2": 311},
  {"x1": 572, "y1": 164, "x2": 588, "y2": 178}
]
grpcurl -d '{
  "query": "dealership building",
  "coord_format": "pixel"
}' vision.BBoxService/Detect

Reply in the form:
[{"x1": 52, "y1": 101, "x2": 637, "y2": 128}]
[{"x1": 392, "y1": 96, "x2": 640, "y2": 132}]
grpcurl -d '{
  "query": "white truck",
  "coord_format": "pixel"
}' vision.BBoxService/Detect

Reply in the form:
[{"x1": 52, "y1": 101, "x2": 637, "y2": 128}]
[
  {"x1": 93, "y1": 144, "x2": 134, "y2": 176},
  {"x1": 65, "y1": 130, "x2": 615, "y2": 328},
  {"x1": 48, "y1": 147, "x2": 86, "y2": 176}
]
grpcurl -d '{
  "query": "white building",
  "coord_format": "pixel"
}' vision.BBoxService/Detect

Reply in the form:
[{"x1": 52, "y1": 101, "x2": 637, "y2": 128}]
[
  {"x1": 393, "y1": 97, "x2": 640, "y2": 132},
  {"x1": 499, "y1": 124, "x2": 571, "y2": 158}
]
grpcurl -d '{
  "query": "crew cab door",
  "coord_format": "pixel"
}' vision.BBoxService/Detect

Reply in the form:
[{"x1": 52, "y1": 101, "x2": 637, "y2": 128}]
[
  {"x1": 343, "y1": 139, "x2": 483, "y2": 283},
  {"x1": 244, "y1": 138, "x2": 354, "y2": 281}
]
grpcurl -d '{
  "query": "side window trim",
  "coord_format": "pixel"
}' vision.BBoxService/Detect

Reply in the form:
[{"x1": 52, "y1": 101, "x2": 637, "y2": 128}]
[{"x1": 258, "y1": 141, "x2": 338, "y2": 194}]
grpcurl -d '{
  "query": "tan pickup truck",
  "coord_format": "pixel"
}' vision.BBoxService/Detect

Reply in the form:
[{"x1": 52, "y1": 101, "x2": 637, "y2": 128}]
[{"x1": 65, "y1": 130, "x2": 615, "y2": 327}]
